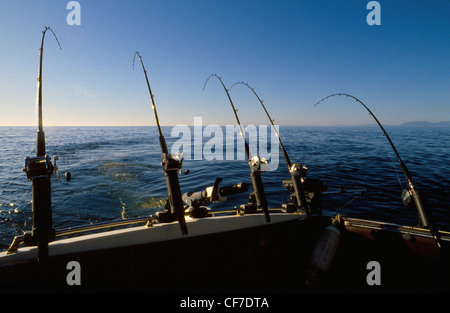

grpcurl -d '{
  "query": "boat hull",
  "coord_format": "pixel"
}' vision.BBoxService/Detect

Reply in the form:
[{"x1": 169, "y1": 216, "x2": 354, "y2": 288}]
[
  {"x1": 325, "y1": 216, "x2": 450, "y2": 292},
  {"x1": 0, "y1": 213, "x2": 449, "y2": 293},
  {"x1": 0, "y1": 213, "x2": 328, "y2": 292}
]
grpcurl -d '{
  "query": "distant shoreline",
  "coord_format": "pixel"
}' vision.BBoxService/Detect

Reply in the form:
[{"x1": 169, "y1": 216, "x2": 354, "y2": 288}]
[{"x1": 1, "y1": 121, "x2": 449, "y2": 128}]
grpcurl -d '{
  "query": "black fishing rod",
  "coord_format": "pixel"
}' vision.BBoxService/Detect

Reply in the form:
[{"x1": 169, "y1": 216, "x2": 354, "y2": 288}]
[
  {"x1": 22, "y1": 26, "x2": 61, "y2": 263},
  {"x1": 133, "y1": 51, "x2": 187, "y2": 235},
  {"x1": 229, "y1": 82, "x2": 312, "y2": 218},
  {"x1": 36, "y1": 26, "x2": 61, "y2": 156},
  {"x1": 203, "y1": 74, "x2": 270, "y2": 223},
  {"x1": 315, "y1": 93, "x2": 442, "y2": 248}
]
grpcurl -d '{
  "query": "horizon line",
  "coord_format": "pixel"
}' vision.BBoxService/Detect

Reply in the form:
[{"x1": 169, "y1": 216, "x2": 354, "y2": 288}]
[{"x1": 1, "y1": 121, "x2": 449, "y2": 128}]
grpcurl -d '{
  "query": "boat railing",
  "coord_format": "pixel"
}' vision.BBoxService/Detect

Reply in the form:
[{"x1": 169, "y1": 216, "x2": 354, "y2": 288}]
[
  {"x1": 5, "y1": 208, "x2": 291, "y2": 255},
  {"x1": 6, "y1": 216, "x2": 153, "y2": 255}
]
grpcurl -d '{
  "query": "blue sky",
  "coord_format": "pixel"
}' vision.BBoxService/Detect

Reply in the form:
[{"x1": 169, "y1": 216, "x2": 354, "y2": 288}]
[{"x1": 0, "y1": 0, "x2": 448, "y2": 126}]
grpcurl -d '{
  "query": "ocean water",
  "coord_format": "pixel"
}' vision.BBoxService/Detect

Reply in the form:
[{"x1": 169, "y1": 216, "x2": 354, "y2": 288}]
[{"x1": 0, "y1": 126, "x2": 449, "y2": 250}]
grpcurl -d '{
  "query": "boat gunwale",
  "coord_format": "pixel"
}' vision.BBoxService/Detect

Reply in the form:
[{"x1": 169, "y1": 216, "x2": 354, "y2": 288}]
[
  {"x1": 341, "y1": 216, "x2": 450, "y2": 240},
  {"x1": 0, "y1": 211, "x2": 305, "y2": 264}
]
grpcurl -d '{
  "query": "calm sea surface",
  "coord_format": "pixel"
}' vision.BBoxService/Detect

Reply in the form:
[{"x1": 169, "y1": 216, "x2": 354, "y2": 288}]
[{"x1": 0, "y1": 126, "x2": 449, "y2": 250}]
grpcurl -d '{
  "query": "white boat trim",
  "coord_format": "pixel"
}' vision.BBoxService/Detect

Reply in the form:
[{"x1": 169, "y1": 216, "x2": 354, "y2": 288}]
[{"x1": 0, "y1": 212, "x2": 304, "y2": 265}]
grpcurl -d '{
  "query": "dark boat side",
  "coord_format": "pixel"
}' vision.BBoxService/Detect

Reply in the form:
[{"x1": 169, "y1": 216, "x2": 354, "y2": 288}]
[
  {"x1": 1, "y1": 212, "x2": 449, "y2": 292},
  {"x1": 320, "y1": 216, "x2": 450, "y2": 292},
  {"x1": 0, "y1": 212, "x2": 317, "y2": 292}
]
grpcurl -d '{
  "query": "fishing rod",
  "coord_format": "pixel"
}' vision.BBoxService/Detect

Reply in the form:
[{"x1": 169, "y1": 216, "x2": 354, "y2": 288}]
[
  {"x1": 37, "y1": 26, "x2": 61, "y2": 156},
  {"x1": 133, "y1": 51, "x2": 188, "y2": 235},
  {"x1": 22, "y1": 26, "x2": 62, "y2": 263},
  {"x1": 229, "y1": 81, "x2": 312, "y2": 218},
  {"x1": 314, "y1": 93, "x2": 442, "y2": 248},
  {"x1": 203, "y1": 74, "x2": 270, "y2": 223}
]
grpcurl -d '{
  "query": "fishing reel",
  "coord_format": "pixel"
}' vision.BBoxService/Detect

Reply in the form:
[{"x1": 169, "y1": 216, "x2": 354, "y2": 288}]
[
  {"x1": 23, "y1": 155, "x2": 53, "y2": 181},
  {"x1": 161, "y1": 152, "x2": 185, "y2": 173},
  {"x1": 402, "y1": 188, "x2": 413, "y2": 208},
  {"x1": 282, "y1": 164, "x2": 327, "y2": 214},
  {"x1": 53, "y1": 155, "x2": 71, "y2": 181},
  {"x1": 249, "y1": 155, "x2": 268, "y2": 172},
  {"x1": 23, "y1": 155, "x2": 71, "y2": 182},
  {"x1": 290, "y1": 163, "x2": 308, "y2": 178},
  {"x1": 157, "y1": 152, "x2": 186, "y2": 222},
  {"x1": 182, "y1": 178, "x2": 249, "y2": 218}
]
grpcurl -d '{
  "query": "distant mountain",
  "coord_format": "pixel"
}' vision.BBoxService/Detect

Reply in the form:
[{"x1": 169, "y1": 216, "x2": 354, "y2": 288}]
[{"x1": 398, "y1": 121, "x2": 450, "y2": 127}]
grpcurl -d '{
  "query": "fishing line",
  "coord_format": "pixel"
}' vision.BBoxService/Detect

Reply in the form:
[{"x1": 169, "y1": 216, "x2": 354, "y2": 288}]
[
  {"x1": 334, "y1": 192, "x2": 365, "y2": 213},
  {"x1": 44, "y1": 26, "x2": 62, "y2": 50},
  {"x1": 32, "y1": 26, "x2": 62, "y2": 155},
  {"x1": 228, "y1": 81, "x2": 312, "y2": 217},
  {"x1": 134, "y1": 51, "x2": 167, "y2": 154},
  {"x1": 314, "y1": 93, "x2": 442, "y2": 248},
  {"x1": 314, "y1": 93, "x2": 411, "y2": 184},
  {"x1": 203, "y1": 74, "x2": 270, "y2": 222},
  {"x1": 36, "y1": 26, "x2": 62, "y2": 156},
  {"x1": 203, "y1": 74, "x2": 249, "y2": 159},
  {"x1": 133, "y1": 51, "x2": 188, "y2": 235},
  {"x1": 390, "y1": 155, "x2": 404, "y2": 191},
  {"x1": 228, "y1": 82, "x2": 289, "y2": 166}
]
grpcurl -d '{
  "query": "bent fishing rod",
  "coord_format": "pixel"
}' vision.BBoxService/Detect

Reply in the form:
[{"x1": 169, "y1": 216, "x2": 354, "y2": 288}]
[
  {"x1": 315, "y1": 93, "x2": 442, "y2": 248},
  {"x1": 22, "y1": 26, "x2": 62, "y2": 264},
  {"x1": 37, "y1": 26, "x2": 61, "y2": 156},
  {"x1": 204, "y1": 74, "x2": 270, "y2": 223},
  {"x1": 229, "y1": 82, "x2": 312, "y2": 218},
  {"x1": 133, "y1": 51, "x2": 188, "y2": 235}
]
